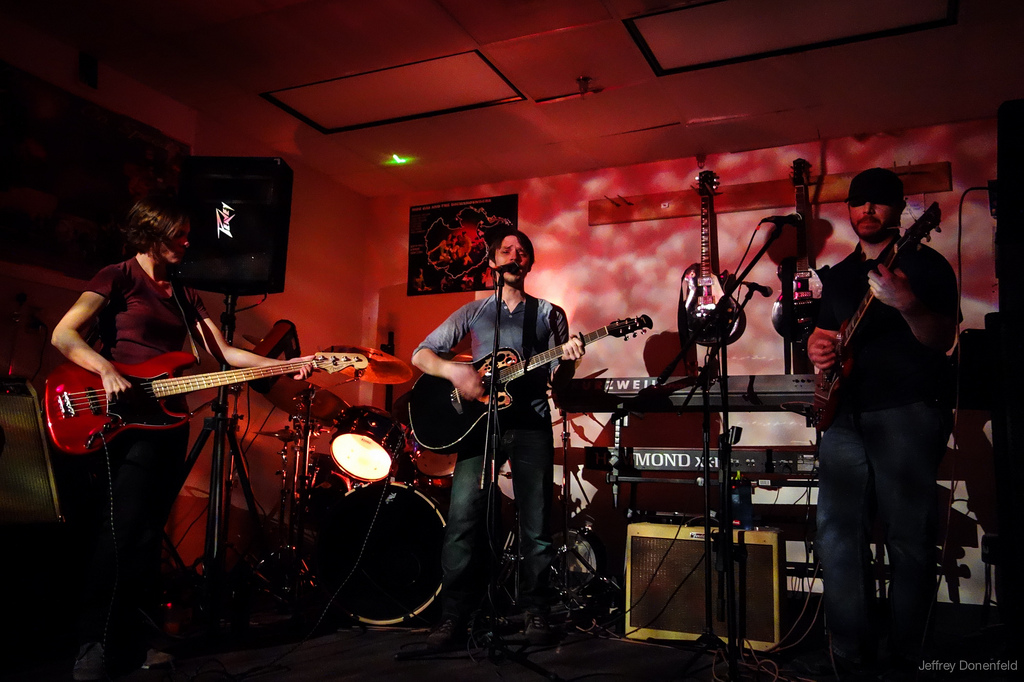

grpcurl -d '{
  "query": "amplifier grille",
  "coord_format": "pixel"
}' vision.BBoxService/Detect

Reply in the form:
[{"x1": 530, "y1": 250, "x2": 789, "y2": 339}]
[
  {"x1": 625, "y1": 524, "x2": 784, "y2": 650},
  {"x1": 1, "y1": 380, "x2": 61, "y2": 524}
]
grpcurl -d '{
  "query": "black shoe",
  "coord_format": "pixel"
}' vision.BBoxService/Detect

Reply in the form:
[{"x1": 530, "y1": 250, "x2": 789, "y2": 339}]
[
  {"x1": 524, "y1": 612, "x2": 559, "y2": 646},
  {"x1": 426, "y1": 616, "x2": 462, "y2": 651}
]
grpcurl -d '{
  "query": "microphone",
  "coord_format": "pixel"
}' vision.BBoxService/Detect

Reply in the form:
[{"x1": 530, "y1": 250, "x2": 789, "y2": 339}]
[
  {"x1": 758, "y1": 213, "x2": 803, "y2": 226},
  {"x1": 743, "y1": 281, "x2": 773, "y2": 297},
  {"x1": 493, "y1": 262, "x2": 520, "y2": 275}
]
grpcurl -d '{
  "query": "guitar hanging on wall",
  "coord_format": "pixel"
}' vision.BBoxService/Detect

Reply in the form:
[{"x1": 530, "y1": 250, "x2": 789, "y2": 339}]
[
  {"x1": 679, "y1": 170, "x2": 745, "y2": 346},
  {"x1": 772, "y1": 159, "x2": 824, "y2": 371}
]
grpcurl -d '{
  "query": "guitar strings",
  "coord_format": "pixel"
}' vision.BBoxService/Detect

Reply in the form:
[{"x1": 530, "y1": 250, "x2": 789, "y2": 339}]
[
  {"x1": 55, "y1": 354, "x2": 364, "y2": 417},
  {"x1": 55, "y1": 358, "x2": 320, "y2": 410}
]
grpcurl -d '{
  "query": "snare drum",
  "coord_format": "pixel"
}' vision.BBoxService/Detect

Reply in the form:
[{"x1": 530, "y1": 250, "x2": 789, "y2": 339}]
[{"x1": 408, "y1": 440, "x2": 457, "y2": 479}]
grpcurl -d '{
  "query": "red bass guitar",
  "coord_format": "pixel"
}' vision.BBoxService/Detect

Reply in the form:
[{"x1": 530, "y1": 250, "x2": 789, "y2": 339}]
[{"x1": 44, "y1": 350, "x2": 366, "y2": 454}]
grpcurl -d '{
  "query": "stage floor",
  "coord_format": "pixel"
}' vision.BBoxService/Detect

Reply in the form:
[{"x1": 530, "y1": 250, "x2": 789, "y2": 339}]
[{"x1": 4, "y1": 600, "x2": 1017, "y2": 682}]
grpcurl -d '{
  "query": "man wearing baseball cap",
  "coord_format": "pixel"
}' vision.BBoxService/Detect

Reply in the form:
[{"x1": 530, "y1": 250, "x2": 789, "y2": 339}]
[{"x1": 799, "y1": 168, "x2": 959, "y2": 679}]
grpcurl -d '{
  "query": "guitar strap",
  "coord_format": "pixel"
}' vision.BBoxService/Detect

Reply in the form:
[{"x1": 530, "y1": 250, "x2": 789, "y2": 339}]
[
  {"x1": 170, "y1": 277, "x2": 203, "y2": 366},
  {"x1": 522, "y1": 294, "x2": 538, "y2": 362}
]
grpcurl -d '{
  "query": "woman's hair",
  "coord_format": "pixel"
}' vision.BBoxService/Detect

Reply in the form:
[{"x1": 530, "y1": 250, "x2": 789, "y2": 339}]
[
  {"x1": 122, "y1": 195, "x2": 189, "y2": 254},
  {"x1": 486, "y1": 227, "x2": 535, "y2": 266}
]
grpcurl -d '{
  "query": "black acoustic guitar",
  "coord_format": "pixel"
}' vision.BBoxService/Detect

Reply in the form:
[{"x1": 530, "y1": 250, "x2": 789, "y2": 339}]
[
  {"x1": 679, "y1": 170, "x2": 745, "y2": 346},
  {"x1": 408, "y1": 315, "x2": 652, "y2": 453}
]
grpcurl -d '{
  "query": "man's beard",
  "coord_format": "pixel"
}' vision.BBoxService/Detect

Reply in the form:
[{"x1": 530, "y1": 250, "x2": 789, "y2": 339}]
[{"x1": 856, "y1": 218, "x2": 897, "y2": 243}]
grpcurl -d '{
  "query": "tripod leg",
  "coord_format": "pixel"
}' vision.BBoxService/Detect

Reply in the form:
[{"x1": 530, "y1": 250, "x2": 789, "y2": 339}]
[
  {"x1": 180, "y1": 421, "x2": 214, "y2": 491},
  {"x1": 226, "y1": 426, "x2": 264, "y2": 541}
]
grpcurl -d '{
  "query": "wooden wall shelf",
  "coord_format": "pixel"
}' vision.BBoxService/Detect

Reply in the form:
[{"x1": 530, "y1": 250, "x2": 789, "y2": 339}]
[{"x1": 587, "y1": 162, "x2": 952, "y2": 226}]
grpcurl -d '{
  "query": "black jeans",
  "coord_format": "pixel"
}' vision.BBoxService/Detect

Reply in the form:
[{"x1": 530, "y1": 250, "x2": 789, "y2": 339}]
[
  {"x1": 816, "y1": 401, "x2": 951, "y2": 662},
  {"x1": 440, "y1": 427, "x2": 555, "y2": 620},
  {"x1": 77, "y1": 426, "x2": 187, "y2": 659}
]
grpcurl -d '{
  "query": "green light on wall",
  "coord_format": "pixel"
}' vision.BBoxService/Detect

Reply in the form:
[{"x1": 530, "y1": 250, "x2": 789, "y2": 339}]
[{"x1": 385, "y1": 154, "x2": 413, "y2": 165}]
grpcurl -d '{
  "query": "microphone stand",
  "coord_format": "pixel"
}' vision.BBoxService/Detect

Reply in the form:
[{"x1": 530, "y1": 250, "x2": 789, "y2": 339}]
[
  {"x1": 654, "y1": 222, "x2": 785, "y2": 681},
  {"x1": 479, "y1": 269, "x2": 563, "y2": 682}
]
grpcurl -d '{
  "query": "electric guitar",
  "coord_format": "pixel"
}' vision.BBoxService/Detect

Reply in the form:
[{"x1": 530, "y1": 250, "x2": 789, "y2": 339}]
[
  {"x1": 407, "y1": 315, "x2": 653, "y2": 453},
  {"x1": 679, "y1": 170, "x2": 745, "y2": 346},
  {"x1": 44, "y1": 350, "x2": 367, "y2": 454},
  {"x1": 771, "y1": 159, "x2": 823, "y2": 357},
  {"x1": 810, "y1": 202, "x2": 942, "y2": 431}
]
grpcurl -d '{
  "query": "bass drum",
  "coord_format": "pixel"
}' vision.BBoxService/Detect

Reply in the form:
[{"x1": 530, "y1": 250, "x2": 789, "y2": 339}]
[{"x1": 314, "y1": 481, "x2": 445, "y2": 625}]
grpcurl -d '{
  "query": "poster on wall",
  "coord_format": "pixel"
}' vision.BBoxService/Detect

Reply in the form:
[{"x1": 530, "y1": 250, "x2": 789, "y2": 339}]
[
  {"x1": 0, "y1": 59, "x2": 191, "y2": 280},
  {"x1": 407, "y1": 194, "x2": 518, "y2": 296}
]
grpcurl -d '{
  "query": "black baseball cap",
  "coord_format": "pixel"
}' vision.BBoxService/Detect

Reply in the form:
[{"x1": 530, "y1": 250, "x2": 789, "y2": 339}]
[{"x1": 846, "y1": 168, "x2": 904, "y2": 207}]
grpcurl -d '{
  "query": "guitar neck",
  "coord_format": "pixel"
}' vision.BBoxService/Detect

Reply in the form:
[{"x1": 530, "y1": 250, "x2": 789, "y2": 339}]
[
  {"x1": 498, "y1": 327, "x2": 612, "y2": 383},
  {"x1": 150, "y1": 360, "x2": 311, "y2": 397},
  {"x1": 836, "y1": 236, "x2": 907, "y2": 355},
  {"x1": 700, "y1": 193, "x2": 714, "y2": 276},
  {"x1": 794, "y1": 183, "x2": 813, "y2": 271}
]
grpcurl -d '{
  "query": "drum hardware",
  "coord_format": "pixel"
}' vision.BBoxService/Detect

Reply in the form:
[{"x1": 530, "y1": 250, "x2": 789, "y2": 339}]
[
  {"x1": 554, "y1": 410, "x2": 619, "y2": 614},
  {"x1": 251, "y1": 389, "x2": 334, "y2": 607}
]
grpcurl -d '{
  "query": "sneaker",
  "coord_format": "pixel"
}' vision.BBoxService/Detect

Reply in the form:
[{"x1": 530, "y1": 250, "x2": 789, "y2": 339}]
[
  {"x1": 524, "y1": 612, "x2": 559, "y2": 646},
  {"x1": 426, "y1": 616, "x2": 462, "y2": 650},
  {"x1": 72, "y1": 642, "x2": 106, "y2": 682}
]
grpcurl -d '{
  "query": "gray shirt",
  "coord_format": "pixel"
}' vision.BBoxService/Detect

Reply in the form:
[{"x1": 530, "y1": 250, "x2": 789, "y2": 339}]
[{"x1": 414, "y1": 295, "x2": 570, "y2": 425}]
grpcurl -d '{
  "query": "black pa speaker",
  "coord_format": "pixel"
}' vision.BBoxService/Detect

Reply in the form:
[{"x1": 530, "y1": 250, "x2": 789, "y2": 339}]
[{"x1": 176, "y1": 156, "x2": 293, "y2": 295}]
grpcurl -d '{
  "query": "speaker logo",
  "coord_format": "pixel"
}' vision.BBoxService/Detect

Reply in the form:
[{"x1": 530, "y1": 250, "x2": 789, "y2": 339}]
[{"x1": 216, "y1": 202, "x2": 235, "y2": 238}]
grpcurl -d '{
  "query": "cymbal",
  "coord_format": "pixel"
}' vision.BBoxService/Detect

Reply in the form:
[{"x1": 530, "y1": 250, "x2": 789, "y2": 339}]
[
  {"x1": 262, "y1": 376, "x2": 350, "y2": 421},
  {"x1": 305, "y1": 388, "x2": 350, "y2": 422},
  {"x1": 324, "y1": 345, "x2": 413, "y2": 385},
  {"x1": 256, "y1": 427, "x2": 297, "y2": 442}
]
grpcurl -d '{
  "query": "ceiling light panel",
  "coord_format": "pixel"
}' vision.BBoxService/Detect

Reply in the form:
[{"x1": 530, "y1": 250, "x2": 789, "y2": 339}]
[
  {"x1": 627, "y1": 0, "x2": 956, "y2": 75},
  {"x1": 263, "y1": 51, "x2": 524, "y2": 133}
]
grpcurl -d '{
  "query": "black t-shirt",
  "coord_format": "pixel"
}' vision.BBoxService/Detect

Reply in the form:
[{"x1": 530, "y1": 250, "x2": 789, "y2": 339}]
[{"x1": 816, "y1": 240, "x2": 958, "y2": 412}]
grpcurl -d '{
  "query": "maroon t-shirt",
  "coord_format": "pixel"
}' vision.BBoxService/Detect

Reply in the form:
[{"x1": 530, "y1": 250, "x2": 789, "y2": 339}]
[{"x1": 86, "y1": 258, "x2": 208, "y2": 365}]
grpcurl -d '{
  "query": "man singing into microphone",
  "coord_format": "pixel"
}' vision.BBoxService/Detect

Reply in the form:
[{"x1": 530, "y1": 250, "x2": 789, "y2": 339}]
[{"x1": 412, "y1": 227, "x2": 584, "y2": 650}]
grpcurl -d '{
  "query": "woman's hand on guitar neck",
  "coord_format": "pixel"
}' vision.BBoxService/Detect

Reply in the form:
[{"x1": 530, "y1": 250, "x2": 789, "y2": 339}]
[
  {"x1": 807, "y1": 328, "x2": 838, "y2": 371},
  {"x1": 291, "y1": 354, "x2": 317, "y2": 380}
]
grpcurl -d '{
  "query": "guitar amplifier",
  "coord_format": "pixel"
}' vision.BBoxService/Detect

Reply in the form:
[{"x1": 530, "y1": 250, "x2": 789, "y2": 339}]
[
  {"x1": 625, "y1": 523, "x2": 785, "y2": 650},
  {"x1": 0, "y1": 379, "x2": 62, "y2": 524}
]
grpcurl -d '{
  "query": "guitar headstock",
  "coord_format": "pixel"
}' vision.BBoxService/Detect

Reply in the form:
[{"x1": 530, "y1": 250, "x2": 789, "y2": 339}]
[
  {"x1": 609, "y1": 314, "x2": 653, "y2": 339},
  {"x1": 900, "y1": 202, "x2": 942, "y2": 248},
  {"x1": 695, "y1": 170, "x2": 720, "y2": 197},
  {"x1": 791, "y1": 158, "x2": 811, "y2": 187},
  {"x1": 313, "y1": 352, "x2": 369, "y2": 374}
]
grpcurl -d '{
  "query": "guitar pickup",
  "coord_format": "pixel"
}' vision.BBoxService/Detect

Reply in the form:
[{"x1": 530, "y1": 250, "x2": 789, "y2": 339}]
[{"x1": 58, "y1": 391, "x2": 75, "y2": 418}]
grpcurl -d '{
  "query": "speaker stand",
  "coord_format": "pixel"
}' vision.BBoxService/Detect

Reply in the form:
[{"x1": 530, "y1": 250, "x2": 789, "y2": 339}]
[{"x1": 180, "y1": 293, "x2": 266, "y2": 632}]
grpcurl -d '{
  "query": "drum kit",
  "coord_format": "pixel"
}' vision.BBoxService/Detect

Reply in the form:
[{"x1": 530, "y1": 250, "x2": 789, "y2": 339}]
[
  {"x1": 251, "y1": 345, "x2": 452, "y2": 625},
  {"x1": 248, "y1": 345, "x2": 612, "y2": 627}
]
